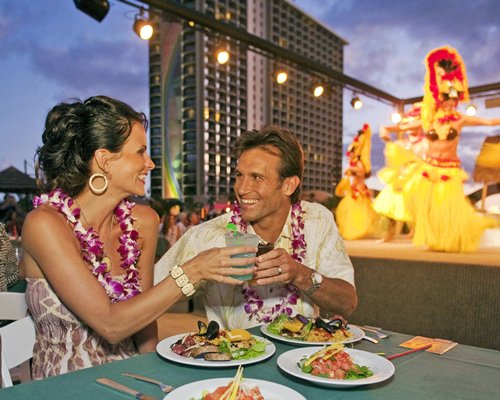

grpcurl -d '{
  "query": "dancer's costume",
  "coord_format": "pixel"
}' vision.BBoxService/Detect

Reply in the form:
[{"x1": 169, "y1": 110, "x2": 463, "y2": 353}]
[
  {"x1": 403, "y1": 46, "x2": 495, "y2": 253},
  {"x1": 335, "y1": 124, "x2": 378, "y2": 239},
  {"x1": 373, "y1": 104, "x2": 424, "y2": 222}
]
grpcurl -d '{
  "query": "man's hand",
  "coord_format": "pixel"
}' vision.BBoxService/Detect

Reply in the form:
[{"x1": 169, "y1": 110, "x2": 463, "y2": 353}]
[{"x1": 252, "y1": 248, "x2": 300, "y2": 285}]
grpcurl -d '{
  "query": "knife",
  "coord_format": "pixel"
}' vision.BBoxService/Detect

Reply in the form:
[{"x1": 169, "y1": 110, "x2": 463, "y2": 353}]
[{"x1": 96, "y1": 377, "x2": 159, "y2": 400}]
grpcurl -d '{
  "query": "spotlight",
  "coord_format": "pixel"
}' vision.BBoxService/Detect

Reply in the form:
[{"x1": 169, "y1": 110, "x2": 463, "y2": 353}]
[
  {"x1": 73, "y1": 0, "x2": 109, "y2": 22},
  {"x1": 351, "y1": 96, "x2": 363, "y2": 110},
  {"x1": 313, "y1": 84, "x2": 325, "y2": 98},
  {"x1": 276, "y1": 70, "x2": 288, "y2": 84},
  {"x1": 215, "y1": 47, "x2": 230, "y2": 65},
  {"x1": 133, "y1": 13, "x2": 154, "y2": 40},
  {"x1": 465, "y1": 104, "x2": 477, "y2": 116},
  {"x1": 391, "y1": 112, "x2": 402, "y2": 124}
]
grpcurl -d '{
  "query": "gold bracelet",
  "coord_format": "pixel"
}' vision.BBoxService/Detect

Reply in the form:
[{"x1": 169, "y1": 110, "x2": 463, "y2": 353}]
[{"x1": 170, "y1": 264, "x2": 195, "y2": 297}]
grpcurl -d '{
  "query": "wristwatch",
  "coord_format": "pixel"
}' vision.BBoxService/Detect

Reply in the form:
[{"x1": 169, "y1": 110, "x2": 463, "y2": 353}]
[{"x1": 304, "y1": 271, "x2": 323, "y2": 296}]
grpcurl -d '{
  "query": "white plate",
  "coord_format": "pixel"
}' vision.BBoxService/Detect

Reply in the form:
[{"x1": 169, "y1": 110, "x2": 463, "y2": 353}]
[
  {"x1": 163, "y1": 377, "x2": 306, "y2": 400},
  {"x1": 260, "y1": 323, "x2": 365, "y2": 346},
  {"x1": 156, "y1": 333, "x2": 276, "y2": 367},
  {"x1": 277, "y1": 347, "x2": 395, "y2": 388}
]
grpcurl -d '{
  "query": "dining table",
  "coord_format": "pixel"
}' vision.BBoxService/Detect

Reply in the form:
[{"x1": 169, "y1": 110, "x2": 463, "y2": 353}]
[{"x1": 2, "y1": 326, "x2": 499, "y2": 399}]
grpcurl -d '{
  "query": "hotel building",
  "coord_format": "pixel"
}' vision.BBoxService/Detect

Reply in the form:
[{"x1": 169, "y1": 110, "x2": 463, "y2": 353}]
[{"x1": 148, "y1": 0, "x2": 346, "y2": 203}]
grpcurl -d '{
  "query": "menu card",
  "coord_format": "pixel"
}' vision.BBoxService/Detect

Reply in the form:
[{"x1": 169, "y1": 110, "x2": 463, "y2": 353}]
[{"x1": 399, "y1": 336, "x2": 458, "y2": 355}]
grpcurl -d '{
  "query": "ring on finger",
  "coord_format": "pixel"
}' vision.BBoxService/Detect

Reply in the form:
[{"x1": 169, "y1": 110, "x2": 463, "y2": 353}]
[{"x1": 277, "y1": 267, "x2": 282, "y2": 275}]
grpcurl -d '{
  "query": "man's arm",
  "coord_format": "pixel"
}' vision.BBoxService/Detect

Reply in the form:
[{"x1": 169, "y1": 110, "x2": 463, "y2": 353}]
[{"x1": 253, "y1": 205, "x2": 358, "y2": 318}]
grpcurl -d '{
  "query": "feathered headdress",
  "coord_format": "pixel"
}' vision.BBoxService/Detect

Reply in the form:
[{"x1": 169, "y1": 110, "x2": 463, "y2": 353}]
[
  {"x1": 346, "y1": 123, "x2": 371, "y2": 175},
  {"x1": 422, "y1": 46, "x2": 469, "y2": 131}
]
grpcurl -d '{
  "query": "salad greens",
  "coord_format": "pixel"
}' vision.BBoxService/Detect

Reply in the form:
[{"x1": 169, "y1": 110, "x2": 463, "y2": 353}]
[
  {"x1": 267, "y1": 314, "x2": 314, "y2": 339},
  {"x1": 218, "y1": 339, "x2": 267, "y2": 360}
]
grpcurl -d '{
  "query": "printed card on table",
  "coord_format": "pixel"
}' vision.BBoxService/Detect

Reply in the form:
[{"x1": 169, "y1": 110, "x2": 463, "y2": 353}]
[{"x1": 399, "y1": 336, "x2": 458, "y2": 355}]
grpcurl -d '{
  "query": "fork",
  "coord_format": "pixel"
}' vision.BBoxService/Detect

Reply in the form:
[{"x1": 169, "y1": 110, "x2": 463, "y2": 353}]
[
  {"x1": 359, "y1": 325, "x2": 389, "y2": 339},
  {"x1": 122, "y1": 372, "x2": 174, "y2": 393}
]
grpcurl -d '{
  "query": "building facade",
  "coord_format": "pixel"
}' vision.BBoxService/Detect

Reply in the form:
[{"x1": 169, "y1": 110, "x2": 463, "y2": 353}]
[{"x1": 149, "y1": 0, "x2": 346, "y2": 203}]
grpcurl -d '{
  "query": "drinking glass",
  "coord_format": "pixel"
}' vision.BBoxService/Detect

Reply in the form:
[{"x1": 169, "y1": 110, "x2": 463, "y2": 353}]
[{"x1": 225, "y1": 233, "x2": 260, "y2": 280}]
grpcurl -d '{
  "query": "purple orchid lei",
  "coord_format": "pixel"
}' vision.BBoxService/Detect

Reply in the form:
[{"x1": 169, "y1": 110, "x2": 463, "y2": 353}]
[
  {"x1": 33, "y1": 188, "x2": 141, "y2": 302},
  {"x1": 231, "y1": 201, "x2": 306, "y2": 323}
]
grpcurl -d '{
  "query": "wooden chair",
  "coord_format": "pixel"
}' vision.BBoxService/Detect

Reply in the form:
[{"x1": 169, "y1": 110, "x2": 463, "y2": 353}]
[{"x1": 0, "y1": 315, "x2": 36, "y2": 387}]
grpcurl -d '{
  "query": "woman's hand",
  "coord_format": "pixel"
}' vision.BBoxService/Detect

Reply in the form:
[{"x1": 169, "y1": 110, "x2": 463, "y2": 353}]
[{"x1": 182, "y1": 246, "x2": 258, "y2": 285}]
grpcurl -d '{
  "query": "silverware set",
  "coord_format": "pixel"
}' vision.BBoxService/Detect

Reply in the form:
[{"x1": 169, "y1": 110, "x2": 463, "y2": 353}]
[{"x1": 97, "y1": 372, "x2": 174, "y2": 399}]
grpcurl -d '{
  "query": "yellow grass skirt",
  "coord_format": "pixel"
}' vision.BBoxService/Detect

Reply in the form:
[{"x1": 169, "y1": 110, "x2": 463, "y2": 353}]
[
  {"x1": 335, "y1": 179, "x2": 378, "y2": 240},
  {"x1": 404, "y1": 157, "x2": 496, "y2": 253},
  {"x1": 373, "y1": 142, "x2": 420, "y2": 222}
]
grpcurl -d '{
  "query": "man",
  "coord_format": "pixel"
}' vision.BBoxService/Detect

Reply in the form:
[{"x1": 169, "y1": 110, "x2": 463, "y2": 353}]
[{"x1": 154, "y1": 126, "x2": 357, "y2": 329}]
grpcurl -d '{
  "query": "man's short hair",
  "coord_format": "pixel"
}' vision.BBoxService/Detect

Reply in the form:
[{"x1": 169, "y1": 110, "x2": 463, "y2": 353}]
[{"x1": 234, "y1": 126, "x2": 304, "y2": 203}]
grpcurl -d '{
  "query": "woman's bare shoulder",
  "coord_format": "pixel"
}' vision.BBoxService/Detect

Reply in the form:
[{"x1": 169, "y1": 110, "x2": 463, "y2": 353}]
[
  {"x1": 24, "y1": 204, "x2": 65, "y2": 228},
  {"x1": 131, "y1": 203, "x2": 160, "y2": 230}
]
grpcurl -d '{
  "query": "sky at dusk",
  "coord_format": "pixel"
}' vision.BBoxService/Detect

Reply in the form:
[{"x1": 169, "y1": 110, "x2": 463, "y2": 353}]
[{"x1": 1, "y1": 0, "x2": 499, "y2": 195}]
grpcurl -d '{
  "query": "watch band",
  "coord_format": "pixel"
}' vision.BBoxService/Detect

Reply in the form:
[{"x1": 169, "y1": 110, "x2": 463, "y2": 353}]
[{"x1": 170, "y1": 264, "x2": 196, "y2": 297}]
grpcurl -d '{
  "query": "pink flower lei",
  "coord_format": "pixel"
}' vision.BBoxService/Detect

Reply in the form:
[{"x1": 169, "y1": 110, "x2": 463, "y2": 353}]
[
  {"x1": 33, "y1": 188, "x2": 141, "y2": 302},
  {"x1": 231, "y1": 201, "x2": 306, "y2": 323}
]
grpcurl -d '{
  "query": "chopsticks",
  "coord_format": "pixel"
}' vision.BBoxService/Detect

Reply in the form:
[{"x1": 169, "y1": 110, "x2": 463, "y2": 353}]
[{"x1": 386, "y1": 344, "x2": 432, "y2": 360}]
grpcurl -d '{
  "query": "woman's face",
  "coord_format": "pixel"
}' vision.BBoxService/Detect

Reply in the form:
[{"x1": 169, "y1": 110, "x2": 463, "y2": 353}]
[{"x1": 109, "y1": 122, "x2": 155, "y2": 197}]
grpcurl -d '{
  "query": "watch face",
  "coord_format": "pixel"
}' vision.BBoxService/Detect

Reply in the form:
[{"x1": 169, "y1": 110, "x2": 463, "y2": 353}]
[{"x1": 313, "y1": 272, "x2": 323, "y2": 284}]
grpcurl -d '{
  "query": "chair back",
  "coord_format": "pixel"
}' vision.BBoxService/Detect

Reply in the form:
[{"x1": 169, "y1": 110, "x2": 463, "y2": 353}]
[
  {"x1": 0, "y1": 292, "x2": 27, "y2": 320},
  {"x1": 0, "y1": 315, "x2": 36, "y2": 387}
]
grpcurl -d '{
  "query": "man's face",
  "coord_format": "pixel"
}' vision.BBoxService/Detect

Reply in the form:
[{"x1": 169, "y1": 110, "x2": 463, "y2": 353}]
[{"x1": 233, "y1": 146, "x2": 291, "y2": 226}]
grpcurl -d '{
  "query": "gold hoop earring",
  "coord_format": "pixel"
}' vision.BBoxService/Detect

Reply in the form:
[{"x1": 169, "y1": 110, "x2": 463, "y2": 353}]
[{"x1": 89, "y1": 173, "x2": 108, "y2": 195}]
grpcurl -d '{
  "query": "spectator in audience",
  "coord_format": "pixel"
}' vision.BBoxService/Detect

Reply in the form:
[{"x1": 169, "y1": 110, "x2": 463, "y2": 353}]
[{"x1": 0, "y1": 222, "x2": 19, "y2": 292}]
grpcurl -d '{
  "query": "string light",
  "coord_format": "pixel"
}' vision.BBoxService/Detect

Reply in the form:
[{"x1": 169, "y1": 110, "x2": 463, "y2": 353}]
[
  {"x1": 465, "y1": 104, "x2": 477, "y2": 116},
  {"x1": 276, "y1": 70, "x2": 288, "y2": 84},
  {"x1": 313, "y1": 84, "x2": 325, "y2": 98},
  {"x1": 215, "y1": 47, "x2": 230, "y2": 64},
  {"x1": 133, "y1": 9, "x2": 153, "y2": 40},
  {"x1": 351, "y1": 96, "x2": 363, "y2": 110}
]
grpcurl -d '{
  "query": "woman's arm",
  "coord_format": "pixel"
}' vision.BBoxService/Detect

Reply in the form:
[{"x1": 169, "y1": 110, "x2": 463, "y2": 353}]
[
  {"x1": 462, "y1": 115, "x2": 500, "y2": 127},
  {"x1": 23, "y1": 207, "x2": 257, "y2": 344},
  {"x1": 131, "y1": 205, "x2": 159, "y2": 353}
]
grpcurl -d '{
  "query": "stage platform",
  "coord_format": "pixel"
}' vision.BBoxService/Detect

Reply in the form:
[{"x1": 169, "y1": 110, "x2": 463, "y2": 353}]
[
  {"x1": 345, "y1": 236, "x2": 500, "y2": 350},
  {"x1": 344, "y1": 232, "x2": 500, "y2": 267}
]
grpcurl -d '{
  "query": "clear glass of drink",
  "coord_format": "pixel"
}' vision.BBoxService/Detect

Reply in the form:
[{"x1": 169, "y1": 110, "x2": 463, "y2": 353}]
[{"x1": 225, "y1": 232, "x2": 260, "y2": 280}]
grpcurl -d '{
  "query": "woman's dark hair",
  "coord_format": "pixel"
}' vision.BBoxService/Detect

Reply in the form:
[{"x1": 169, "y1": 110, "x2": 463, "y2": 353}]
[
  {"x1": 35, "y1": 95, "x2": 147, "y2": 196},
  {"x1": 233, "y1": 126, "x2": 304, "y2": 203}
]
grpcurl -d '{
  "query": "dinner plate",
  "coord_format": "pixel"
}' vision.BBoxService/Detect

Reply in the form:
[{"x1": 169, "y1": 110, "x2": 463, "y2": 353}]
[
  {"x1": 277, "y1": 347, "x2": 395, "y2": 388},
  {"x1": 156, "y1": 333, "x2": 276, "y2": 367},
  {"x1": 260, "y1": 323, "x2": 365, "y2": 346},
  {"x1": 163, "y1": 377, "x2": 306, "y2": 400}
]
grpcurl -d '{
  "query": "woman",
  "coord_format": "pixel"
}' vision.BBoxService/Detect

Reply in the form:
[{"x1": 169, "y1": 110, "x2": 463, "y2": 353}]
[
  {"x1": 335, "y1": 124, "x2": 378, "y2": 240},
  {"x1": 395, "y1": 46, "x2": 499, "y2": 252},
  {"x1": 373, "y1": 104, "x2": 425, "y2": 241},
  {"x1": 21, "y1": 96, "x2": 256, "y2": 379}
]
